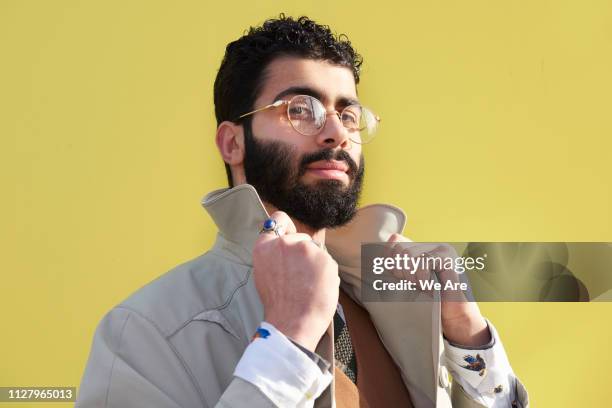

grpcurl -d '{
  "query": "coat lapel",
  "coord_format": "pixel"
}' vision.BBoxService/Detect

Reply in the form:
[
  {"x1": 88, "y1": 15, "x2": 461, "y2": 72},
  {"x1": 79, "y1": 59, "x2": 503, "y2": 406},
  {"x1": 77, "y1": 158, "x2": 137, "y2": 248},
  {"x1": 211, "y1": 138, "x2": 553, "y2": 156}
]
[
  {"x1": 326, "y1": 204, "x2": 442, "y2": 407},
  {"x1": 202, "y1": 185, "x2": 443, "y2": 407}
]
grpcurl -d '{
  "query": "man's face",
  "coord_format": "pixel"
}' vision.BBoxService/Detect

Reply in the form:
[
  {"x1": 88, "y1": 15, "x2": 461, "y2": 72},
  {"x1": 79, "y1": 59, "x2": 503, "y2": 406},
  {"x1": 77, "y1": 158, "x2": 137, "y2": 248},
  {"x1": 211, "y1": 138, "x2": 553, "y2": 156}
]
[{"x1": 243, "y1": 57, "x2": 364, "y2": 230}]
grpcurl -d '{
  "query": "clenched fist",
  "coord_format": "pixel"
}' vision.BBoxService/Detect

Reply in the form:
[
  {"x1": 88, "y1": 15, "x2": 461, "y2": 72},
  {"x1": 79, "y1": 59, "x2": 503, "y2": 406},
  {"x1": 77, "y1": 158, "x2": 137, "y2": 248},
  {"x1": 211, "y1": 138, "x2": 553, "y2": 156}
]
[{"x1": 252, "y1": 211, "x2": 340, "y2": 352}]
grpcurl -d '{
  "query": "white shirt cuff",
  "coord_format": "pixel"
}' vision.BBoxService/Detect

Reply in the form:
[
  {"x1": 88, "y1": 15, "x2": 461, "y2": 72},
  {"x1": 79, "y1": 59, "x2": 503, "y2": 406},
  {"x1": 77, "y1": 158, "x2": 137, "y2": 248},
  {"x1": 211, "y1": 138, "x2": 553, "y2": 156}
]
[
  {"x1": 234, "y1": 321, "x2": 333, "y2": 407},
  {"x1": 443, "y1": 318, "x2": 517, "y2": 407}
]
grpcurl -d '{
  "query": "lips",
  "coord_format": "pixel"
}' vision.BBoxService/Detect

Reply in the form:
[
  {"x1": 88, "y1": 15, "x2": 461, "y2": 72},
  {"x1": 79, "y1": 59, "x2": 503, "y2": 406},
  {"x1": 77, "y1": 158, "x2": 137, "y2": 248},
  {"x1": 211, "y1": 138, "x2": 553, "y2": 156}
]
[
  {"x1": 305, "y1": 160, "x2": 349, "y2": 172},
  {"x1": 304, "y1": 160, "x2": 350, "y2": 181}
]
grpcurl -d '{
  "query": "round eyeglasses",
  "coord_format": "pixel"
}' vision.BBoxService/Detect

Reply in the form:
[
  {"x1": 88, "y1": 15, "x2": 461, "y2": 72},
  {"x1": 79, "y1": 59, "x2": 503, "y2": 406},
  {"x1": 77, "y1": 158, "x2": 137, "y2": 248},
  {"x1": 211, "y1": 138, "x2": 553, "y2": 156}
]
[{"x1": 237, "y1": 94, "x2": 381, "y2": 144}]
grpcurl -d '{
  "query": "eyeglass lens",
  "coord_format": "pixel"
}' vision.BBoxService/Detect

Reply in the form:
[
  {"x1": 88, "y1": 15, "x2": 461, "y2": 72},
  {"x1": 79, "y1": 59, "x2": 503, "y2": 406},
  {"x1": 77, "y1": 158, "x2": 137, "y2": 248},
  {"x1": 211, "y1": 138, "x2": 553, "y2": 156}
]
[{"x1": 286, "y1": 95, "x2": 378, "y2": 144}]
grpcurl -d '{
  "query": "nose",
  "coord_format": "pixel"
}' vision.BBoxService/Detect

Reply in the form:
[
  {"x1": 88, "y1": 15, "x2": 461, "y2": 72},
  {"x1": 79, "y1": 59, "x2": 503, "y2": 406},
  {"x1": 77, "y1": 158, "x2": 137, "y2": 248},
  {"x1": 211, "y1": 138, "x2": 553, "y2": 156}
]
[{"x1": 314, "y1": 111, "x2": 352, "y2": 149}]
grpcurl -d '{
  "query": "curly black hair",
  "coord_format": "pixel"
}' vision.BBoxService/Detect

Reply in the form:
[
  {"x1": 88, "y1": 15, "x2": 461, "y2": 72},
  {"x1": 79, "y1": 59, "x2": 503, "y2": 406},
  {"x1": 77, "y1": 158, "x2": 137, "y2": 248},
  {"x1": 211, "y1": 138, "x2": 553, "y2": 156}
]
[{"x1": 213, "y1": 14, "x2": 363, "y2": 186}]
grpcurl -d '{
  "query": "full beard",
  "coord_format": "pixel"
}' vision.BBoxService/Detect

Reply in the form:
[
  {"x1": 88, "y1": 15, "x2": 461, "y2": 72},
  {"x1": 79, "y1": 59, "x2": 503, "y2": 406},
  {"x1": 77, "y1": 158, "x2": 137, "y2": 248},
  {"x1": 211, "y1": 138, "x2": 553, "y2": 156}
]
[{"x1": 242, "y1": 123, "x2": 365, "y2": 230}]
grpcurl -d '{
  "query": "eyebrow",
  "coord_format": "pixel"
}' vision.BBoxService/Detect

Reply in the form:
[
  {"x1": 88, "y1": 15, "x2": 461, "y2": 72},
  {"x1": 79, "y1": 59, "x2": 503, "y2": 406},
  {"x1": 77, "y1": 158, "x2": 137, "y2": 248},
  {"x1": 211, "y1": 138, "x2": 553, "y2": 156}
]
[{"x1": 272, "y1": 86, "x2": 360, "y2": 108}]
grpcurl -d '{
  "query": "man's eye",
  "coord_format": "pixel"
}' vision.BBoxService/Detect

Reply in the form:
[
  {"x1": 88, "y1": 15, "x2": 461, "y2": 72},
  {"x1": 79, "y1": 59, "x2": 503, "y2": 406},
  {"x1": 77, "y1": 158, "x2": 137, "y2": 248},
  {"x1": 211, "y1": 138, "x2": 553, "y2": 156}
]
[
  {"x1": 289, "y1": 105, "x2": 312, "y2": 116},
  {"x1": 342, "y1": 112, "x2": 358, "y2": 124}
]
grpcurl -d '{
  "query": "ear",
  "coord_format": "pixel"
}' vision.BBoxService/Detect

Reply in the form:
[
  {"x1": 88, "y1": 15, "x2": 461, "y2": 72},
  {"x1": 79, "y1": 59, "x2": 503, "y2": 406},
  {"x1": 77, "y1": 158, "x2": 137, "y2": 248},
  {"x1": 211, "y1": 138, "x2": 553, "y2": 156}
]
[{"x1": 215, "y1": 121, "x2": 245, "y2": 167}]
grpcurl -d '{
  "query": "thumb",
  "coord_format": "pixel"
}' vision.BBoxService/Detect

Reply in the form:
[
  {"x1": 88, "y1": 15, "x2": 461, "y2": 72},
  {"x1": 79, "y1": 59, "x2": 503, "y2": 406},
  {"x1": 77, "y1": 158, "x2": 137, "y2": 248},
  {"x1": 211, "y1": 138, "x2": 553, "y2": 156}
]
[
  {"x1": 388, "y1": 233, "x2": 410, "y2": 243},
  {"x1": 384, "y1": 233, "x2": 408, "y2": 259}
]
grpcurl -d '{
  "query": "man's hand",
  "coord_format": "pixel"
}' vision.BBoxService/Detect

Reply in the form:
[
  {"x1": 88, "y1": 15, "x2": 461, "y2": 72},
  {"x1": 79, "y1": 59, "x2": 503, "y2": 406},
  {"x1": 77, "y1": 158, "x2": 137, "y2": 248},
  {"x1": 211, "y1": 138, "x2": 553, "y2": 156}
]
[
  {"x1": 387, "y1": 234, "x2": 491, "y2": 347},
  {"x1": 252, "y1": 211, "x2": 340, "y2": 352}
]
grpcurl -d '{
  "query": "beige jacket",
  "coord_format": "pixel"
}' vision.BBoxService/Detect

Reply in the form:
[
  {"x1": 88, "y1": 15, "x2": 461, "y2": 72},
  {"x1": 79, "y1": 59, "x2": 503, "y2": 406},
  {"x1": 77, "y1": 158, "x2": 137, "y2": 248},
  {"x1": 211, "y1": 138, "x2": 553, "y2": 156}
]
[{"x1": 76, "y1": 184, "x2": 529, "y2": 408}]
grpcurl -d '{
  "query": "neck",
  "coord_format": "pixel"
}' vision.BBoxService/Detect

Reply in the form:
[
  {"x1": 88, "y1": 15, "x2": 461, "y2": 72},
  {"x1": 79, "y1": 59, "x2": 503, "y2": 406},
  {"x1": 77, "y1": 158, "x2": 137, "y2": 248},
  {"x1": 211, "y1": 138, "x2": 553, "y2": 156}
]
[{"x1": 263, "y1": 202, "x2": 326, "y2": 245}]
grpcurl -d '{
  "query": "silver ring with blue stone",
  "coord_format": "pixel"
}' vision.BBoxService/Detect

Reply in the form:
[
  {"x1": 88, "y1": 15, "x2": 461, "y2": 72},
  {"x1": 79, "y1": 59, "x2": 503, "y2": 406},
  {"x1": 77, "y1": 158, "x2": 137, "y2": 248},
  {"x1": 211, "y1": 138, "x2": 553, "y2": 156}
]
[{"x1": 260, "y1": 218, "x2": 281, "y2": 236}]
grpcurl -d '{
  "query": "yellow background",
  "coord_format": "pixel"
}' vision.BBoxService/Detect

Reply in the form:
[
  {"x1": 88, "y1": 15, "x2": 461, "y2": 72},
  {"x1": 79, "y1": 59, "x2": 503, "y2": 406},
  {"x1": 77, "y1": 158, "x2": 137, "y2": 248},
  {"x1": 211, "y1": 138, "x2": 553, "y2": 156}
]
[{"x1": 1, "y1": 1, "x2": 611, "y2": 407}]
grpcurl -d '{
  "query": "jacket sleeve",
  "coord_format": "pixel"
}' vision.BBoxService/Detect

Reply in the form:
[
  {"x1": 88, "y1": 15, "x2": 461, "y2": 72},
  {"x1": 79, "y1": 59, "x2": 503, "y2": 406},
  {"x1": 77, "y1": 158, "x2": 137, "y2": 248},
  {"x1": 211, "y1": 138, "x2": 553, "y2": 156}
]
[{"x1": 76, "y1": 307, "x2": 278, "y2": 408}]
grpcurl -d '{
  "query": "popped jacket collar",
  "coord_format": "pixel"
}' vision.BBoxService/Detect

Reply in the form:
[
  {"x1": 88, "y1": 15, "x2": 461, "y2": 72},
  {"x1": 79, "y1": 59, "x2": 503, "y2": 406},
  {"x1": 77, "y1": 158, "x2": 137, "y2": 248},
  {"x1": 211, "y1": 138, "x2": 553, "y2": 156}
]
[
  {"x1": 201, "y1": 184, "x2": 445, "y2": 407},
  {"x1": 201, "y1": 183, "x2": 407, "y2": 266}
]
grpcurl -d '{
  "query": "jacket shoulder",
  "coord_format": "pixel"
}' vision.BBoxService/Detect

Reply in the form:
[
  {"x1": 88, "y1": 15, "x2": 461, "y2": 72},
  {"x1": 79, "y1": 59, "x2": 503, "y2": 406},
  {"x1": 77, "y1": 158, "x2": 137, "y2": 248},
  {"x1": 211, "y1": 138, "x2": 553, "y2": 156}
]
[{"x1": 116, "y1": 251, "x2": 251, "y2": 338}]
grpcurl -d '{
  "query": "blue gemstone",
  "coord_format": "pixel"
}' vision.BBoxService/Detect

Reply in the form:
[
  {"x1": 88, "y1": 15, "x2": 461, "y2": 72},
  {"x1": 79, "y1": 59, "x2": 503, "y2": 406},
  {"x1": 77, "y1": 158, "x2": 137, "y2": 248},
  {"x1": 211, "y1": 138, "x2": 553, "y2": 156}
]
[{"x1": 263, "y1": 219, "x2": 276, "y2": 230}]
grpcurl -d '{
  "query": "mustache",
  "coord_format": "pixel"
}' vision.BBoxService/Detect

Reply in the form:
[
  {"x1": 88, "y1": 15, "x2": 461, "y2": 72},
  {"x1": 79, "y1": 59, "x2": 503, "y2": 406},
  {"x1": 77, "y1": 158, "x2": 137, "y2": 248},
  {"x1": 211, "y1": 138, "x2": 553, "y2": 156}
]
[{"x1": 297, "y1": 149, "x2": 359, "y2": 178}]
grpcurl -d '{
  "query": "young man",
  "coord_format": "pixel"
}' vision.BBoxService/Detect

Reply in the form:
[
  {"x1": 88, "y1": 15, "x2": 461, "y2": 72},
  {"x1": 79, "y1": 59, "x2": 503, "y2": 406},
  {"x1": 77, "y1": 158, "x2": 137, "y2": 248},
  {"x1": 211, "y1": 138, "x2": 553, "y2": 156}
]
[{"x1": 77, "y1": 15, "x2": 528, "y2": 407}]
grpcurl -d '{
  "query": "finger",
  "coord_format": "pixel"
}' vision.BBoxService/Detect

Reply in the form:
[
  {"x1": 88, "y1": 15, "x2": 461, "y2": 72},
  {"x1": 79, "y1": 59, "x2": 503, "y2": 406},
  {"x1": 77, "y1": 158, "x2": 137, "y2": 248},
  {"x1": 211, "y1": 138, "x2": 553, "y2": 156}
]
[
  {"x1": 268, "y1": 211, "x2": 297, "y2": 235},
  {"x1": 384, "y1": 233, "x2": 410, "y2": 260},
  {"x1": 403, "y1": 243, "x2": 442, "y2": 258},
  {"x1": 279, "y1": 233, "x2": 317, "y2": 244},
  {"x1": 386, "y1": 233, "x2": 408, "y2": 254},
  {"x1": 281, "y1": 233, "x2": 332, "y2": 256},
  {"x1": 256, "y1": 211, "x2": 297, "y2": 244},
  {"x1": 387, "y1": 233, "x2": 409, "y2": 243}
]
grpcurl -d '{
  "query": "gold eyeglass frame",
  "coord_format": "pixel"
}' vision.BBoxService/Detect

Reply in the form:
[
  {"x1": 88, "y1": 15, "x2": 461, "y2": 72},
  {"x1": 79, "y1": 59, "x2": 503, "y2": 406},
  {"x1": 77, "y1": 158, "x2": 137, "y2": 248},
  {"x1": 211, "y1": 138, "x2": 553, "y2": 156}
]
[{"x1": 237, "y1": 94, "x2": 381, "y2": 144}]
